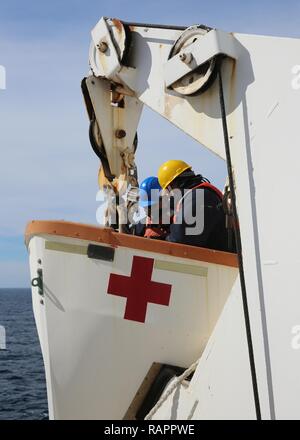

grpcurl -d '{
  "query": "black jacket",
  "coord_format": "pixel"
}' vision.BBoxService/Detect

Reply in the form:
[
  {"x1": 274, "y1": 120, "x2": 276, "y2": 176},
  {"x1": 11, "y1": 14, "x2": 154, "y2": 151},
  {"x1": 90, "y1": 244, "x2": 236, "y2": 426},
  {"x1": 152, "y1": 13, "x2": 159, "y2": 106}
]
[{"x1": 166, "y1": 176, "x2": 230, "y2": 252}]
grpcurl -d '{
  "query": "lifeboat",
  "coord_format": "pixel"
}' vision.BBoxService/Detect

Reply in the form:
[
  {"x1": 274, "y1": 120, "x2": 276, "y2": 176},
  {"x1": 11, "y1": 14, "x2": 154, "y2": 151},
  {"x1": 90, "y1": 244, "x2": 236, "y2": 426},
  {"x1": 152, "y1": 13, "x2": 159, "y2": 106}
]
[{"x1": 25, "y1": 220, "x2": 238, "y2": 420}]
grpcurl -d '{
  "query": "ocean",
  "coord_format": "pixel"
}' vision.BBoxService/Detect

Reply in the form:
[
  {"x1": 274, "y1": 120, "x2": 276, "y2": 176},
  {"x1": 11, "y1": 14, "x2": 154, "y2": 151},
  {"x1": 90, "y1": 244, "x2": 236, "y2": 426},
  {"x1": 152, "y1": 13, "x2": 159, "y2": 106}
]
[{"x1": 0, "y1": 288, "x2": 48, "y2": 420}]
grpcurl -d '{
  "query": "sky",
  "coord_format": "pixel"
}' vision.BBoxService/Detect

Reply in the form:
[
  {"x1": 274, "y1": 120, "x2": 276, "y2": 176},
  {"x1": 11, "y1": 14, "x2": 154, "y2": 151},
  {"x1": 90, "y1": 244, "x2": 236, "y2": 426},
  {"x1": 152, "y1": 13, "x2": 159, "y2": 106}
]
[{"x1": 0, "y1": 0, "x2": 300, "y2": 287}]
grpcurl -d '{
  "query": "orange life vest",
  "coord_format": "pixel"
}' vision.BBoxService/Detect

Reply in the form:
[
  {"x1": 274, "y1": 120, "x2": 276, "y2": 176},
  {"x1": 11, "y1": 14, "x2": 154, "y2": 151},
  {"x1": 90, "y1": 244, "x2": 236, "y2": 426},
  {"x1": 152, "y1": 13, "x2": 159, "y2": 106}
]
[
  {"x1": 173, "y1": 182, "x2": 223, "y2": 223},
  {"x1": 144, "y1": 216, "x2": 168, "y2": 239}
]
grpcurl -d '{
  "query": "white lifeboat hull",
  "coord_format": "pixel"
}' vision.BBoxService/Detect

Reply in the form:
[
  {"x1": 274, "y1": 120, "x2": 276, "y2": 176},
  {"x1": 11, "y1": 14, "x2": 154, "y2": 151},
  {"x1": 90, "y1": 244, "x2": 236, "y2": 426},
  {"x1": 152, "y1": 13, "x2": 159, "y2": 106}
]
[{"x1": 25, "y1": 220, "x2": 238, "y2": 420}]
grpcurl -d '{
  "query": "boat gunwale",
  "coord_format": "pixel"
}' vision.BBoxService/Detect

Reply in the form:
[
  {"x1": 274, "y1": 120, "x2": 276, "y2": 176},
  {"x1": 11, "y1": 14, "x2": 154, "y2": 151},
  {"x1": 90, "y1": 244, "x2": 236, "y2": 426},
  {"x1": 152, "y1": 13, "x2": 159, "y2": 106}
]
[{"x1": 25, "y1": 220, "x2": 238, "y2": 268}]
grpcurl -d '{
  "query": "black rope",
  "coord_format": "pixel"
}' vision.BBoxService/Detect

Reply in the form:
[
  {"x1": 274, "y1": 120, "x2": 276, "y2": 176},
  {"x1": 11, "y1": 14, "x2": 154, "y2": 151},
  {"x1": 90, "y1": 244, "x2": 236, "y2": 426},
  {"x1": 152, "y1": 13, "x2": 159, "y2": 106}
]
[{"x1": 218, "y1": 64, "x2": 262, "y2": 420}]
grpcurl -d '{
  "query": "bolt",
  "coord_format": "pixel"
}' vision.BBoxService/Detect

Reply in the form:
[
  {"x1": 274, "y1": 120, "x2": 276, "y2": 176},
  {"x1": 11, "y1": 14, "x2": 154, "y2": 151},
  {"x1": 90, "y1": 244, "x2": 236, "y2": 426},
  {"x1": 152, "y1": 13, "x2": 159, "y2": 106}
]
[
  {"x1": 37, "y1": 259, "x2": 42, "y2": 265},
  {"x1": 179, "y1": 52, "x2": 193, "y2": 64},
  {"x1": 98, "y1": 41, "x2": 108, "y2": 53},
  {"x1": 115, "y1": 129, "x2": 126, "y2": 139}
]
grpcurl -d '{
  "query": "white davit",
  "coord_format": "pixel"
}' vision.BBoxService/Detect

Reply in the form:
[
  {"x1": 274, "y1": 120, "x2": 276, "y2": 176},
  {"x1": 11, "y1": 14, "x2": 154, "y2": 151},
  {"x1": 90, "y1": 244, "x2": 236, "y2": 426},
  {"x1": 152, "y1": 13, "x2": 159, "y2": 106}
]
[{"x1": 26, "y1": 17, "x2": 300, "y2": 420}]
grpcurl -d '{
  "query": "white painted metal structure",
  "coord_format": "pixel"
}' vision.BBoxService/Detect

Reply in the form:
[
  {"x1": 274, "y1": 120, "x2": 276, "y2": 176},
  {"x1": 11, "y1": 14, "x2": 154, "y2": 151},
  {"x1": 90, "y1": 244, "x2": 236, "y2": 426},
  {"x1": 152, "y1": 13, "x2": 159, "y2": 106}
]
[{"x1": 26, "y1": 17, "x2": 300, "y2": 419}]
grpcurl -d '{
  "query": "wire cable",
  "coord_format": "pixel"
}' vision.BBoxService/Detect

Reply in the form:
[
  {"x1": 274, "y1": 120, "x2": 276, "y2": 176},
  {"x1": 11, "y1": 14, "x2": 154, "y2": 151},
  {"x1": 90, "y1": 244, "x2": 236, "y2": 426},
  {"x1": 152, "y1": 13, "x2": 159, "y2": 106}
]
[{"x1": 218, "y1": 62, "x2": 262, "y2": 420}]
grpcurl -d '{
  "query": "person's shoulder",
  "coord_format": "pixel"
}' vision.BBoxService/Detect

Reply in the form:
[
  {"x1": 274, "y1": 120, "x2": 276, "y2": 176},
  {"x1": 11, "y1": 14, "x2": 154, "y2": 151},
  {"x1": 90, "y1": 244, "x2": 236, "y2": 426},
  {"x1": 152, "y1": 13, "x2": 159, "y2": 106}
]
[{"x1": 203, "y1": 185, "x2": 221, "y2": 201}]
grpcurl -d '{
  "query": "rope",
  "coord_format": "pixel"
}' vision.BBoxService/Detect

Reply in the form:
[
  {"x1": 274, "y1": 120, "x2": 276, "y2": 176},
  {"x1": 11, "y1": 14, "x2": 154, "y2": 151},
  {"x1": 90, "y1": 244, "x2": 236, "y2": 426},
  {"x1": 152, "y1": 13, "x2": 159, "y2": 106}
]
[{"x1": 144, "y1": 360, "x2": 199, "y2": 420}]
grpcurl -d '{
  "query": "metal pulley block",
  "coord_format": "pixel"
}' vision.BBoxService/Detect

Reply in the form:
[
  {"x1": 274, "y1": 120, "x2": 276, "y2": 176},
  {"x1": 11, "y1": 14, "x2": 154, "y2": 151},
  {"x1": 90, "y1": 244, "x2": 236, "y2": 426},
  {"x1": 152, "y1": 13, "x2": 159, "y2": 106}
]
[
  {"x1": 89, "y1": 17, "x2": 129, "y2": 79},
  {"x1": 167, "y1": 25, "x2": 217, "y2": 95},
  {"x1": 164, "y1": 25, "x2": 238, "y2": 95}
]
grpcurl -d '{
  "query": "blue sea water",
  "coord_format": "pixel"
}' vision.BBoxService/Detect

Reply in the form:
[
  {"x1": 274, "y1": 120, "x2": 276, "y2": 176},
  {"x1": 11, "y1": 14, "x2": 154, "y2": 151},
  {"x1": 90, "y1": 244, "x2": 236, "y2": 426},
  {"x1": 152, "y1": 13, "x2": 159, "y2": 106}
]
[{"x1": 0, "y1": 288, "x2": 48, "y2": 420}]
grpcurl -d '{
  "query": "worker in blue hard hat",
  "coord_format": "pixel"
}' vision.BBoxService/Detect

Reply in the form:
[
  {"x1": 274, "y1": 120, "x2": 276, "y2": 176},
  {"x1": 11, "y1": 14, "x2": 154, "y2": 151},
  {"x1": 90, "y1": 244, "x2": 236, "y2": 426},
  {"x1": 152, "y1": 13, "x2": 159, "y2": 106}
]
[
  {"x1": 139, "y1": 176, "x2": 161, "y2": 209},
  {"x1": 134, "y1": 176, "x2": 170, "y2": 239}
]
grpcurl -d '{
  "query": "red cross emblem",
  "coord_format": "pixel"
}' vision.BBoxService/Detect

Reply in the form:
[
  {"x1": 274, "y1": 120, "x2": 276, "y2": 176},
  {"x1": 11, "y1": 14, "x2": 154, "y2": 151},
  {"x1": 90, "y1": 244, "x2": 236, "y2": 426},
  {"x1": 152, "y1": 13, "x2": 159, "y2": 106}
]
[{"x1": 107, "y1": 256, "x2": 172, "y2": 323}]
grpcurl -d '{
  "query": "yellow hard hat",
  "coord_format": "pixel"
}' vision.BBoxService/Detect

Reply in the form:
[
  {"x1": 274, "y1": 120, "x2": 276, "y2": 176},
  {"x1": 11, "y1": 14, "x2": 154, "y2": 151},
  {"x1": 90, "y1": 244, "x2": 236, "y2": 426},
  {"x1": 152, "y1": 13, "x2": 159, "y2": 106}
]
[{"x1": 158, "y1": 160, "x2": 192, "y2": 189}]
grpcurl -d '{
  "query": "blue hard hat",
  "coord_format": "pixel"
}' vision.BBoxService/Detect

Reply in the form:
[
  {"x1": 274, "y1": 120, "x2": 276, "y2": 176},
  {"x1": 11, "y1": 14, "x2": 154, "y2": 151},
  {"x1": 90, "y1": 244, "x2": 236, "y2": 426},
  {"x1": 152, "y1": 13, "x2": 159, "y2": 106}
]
[{"x1": 139, "y1": 176, "x2": 162, "y2": 207}]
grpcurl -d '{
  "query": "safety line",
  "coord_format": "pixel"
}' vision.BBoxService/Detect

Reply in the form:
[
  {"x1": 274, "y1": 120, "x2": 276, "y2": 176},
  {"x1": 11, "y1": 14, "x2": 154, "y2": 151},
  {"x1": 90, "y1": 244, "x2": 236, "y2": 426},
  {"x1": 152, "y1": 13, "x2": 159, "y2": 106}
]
[{"x1": 218, "y1": 63, "x2": 262, "y2": 420}]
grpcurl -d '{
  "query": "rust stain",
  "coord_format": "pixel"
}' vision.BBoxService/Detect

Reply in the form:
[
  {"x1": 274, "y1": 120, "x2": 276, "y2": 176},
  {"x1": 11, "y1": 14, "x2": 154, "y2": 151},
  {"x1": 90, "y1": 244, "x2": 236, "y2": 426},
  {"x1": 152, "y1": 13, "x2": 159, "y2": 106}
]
[
  {"x1": 112, "y1": 18, "x2": 123, "y2": 33},
  {"x1": 113, "y1": 105, "x2": 126, "y2": 153},
  {"x1": 163, "y1": 92, "x2": 182, "y2": 121},
  {"x1": 163, "y1": 91, "x2": 200, "y2": 142},
  {"x1": 163, "y1": 93, "x2": 173, "y2": 120}
]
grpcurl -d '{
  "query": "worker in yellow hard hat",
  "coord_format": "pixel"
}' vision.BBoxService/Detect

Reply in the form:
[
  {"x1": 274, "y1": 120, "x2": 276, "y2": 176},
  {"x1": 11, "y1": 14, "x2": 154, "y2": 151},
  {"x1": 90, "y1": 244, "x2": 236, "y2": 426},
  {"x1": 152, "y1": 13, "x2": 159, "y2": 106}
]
[
  {"x1": 157, "y1": 160, "x2": 232, "y2": 251},
  {"x1": 157, "y1": 160, "x2": 192, "y2": 191}
]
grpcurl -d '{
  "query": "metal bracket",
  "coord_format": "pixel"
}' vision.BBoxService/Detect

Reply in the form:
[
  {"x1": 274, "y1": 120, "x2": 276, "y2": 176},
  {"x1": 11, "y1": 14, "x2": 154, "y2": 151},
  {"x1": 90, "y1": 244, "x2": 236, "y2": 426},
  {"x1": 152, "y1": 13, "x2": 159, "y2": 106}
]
[
  {"x1": 90, "y1": 17, "x2": 123, "y2": 79},
  {"x1": 164, "y1": 29, "x2": 239, "y2": 89},
  {"x1": 87, "y1": 244, "x2": 115, "y2": 262},
  {"x1": 31, "y1": 268, "x2": 44, "y2": 296},
  {"x1": 85, "y1": 76, "x2": 143, "y2": 179}
]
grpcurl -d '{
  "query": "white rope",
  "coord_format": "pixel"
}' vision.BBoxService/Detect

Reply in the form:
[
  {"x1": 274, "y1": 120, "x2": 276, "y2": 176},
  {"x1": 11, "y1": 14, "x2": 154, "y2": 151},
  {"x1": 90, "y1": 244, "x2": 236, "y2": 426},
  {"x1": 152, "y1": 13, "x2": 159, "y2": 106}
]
[{"x1": 144, "y1": 360, "x2": 199, "y2": 420}]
